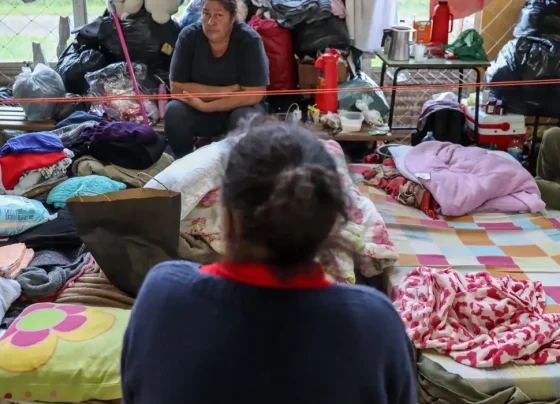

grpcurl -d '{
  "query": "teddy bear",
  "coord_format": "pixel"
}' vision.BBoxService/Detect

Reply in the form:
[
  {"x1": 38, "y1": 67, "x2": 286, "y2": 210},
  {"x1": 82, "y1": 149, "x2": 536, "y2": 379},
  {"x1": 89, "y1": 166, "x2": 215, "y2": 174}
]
[
  {"x1": 107, "y1": 0, "x2": 143, "y2": 19},
  {"x1": 145, "y1": 0, "x2": 183, "y2": 24}
]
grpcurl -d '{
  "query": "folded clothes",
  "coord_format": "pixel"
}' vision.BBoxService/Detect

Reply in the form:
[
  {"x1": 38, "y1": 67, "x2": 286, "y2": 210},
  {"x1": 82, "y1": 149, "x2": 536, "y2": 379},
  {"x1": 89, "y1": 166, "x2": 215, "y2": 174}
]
[
  {"x1": 55, "y1": 110, "x2": 104, "y2": 130},
  {"x1": 52, "y1": 121, "x2": 100, "y2": 149},
  {"x1": 88, "y1": 133, "x2": 168, "y2": 170},
  {"x1": 270, "y1": 0, "x2": 332, "y2": 26},
  {"x1": 0, "y1": 151, "x2": 67, "y2": 190},
  {"x1": 81, "y1": 120, "x2": 159, "y2": 145},
  {"x1": 2, "y1": 206, "x2": 81, "y2": 250},
  {"x1": 0, "y1": 132, "x2": 64, "y2": 156},
  {"x1": 0, "y1": 243, "x2": 34, "y2": 279},
  {"x1": 55, "y1": 261, "x2": 135, "y2": 309},
  {"x1": 72, "y1": 153, "x2": 174, "y2": 188},
  {"x1": 17, "y1": 252, "x2": 91, "y2": 301},
  {"x1": 47, "y1": 175, "x2": 127, "y2": 208},
  {"x1": 0, "y1": 277, "x2": 21, "y2": 324},
  {"x1": 3, "y1": 157, "x2": 73, "y2": 196}
]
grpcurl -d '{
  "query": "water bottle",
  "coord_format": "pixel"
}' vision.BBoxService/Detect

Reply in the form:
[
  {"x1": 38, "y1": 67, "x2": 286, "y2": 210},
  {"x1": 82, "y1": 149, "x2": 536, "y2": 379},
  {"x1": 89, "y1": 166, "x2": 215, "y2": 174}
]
[
  {"x1": 422, "y1": 131, "x2": 435, "y2": 143},
  {"x1": 507, "y1": 136, "x2": 523, "y2": 162}
]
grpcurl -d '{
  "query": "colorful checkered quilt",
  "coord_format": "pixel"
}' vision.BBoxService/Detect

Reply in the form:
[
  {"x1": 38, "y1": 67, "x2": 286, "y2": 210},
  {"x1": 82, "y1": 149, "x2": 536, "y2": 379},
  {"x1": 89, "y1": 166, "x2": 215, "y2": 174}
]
[
  {"x1": 358, "y1": 182, "x2": 560, "y2": 313},
  {"x1": 351, "y1": 164, "x2": 560, "y2": 400}
]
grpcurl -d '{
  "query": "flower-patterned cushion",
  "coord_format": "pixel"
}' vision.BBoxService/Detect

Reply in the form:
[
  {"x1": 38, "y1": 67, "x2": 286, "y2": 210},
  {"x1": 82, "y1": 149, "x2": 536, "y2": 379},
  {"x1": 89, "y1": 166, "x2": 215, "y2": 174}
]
[{"x1": 0, "y1": 303, "x2": 130, "y2": 402}]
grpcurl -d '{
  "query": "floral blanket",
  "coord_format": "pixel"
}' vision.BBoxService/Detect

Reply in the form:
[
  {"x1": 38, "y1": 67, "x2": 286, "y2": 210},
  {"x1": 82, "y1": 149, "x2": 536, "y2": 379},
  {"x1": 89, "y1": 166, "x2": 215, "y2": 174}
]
[
  {"x1": 363, "y1": 158, "x2": 439, "y2": 219},
  {"x1": 395, "y1": 267, "x2": 560, "y2": 368},
  {"x1": 180, "y1": 140, "x2": 398, "y2": 283}
]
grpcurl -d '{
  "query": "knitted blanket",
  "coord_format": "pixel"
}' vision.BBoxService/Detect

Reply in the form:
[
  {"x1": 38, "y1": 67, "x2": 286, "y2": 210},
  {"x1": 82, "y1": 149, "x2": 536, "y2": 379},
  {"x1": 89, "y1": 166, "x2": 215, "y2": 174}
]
[{"x1": 395, "y1": 267, "x2": 560, "y2": 368}]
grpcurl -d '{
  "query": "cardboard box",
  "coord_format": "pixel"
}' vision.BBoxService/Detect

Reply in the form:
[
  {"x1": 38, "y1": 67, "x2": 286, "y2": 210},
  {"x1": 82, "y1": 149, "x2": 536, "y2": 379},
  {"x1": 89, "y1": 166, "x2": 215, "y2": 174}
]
[{"x1": 298, "y1": 62, "x2": 348, "y2": 90}]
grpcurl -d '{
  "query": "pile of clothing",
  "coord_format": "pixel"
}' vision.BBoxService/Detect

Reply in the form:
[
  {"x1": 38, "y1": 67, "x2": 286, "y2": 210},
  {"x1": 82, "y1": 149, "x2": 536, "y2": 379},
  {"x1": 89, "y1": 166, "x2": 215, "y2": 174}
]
[
  {"x1": 0, "y1": 132, "x2": 73, "y2": 198},
  {"x1": 363, "y1": 142, "x2": 545, "y2": 218},
  {"x1": 0, "y1": 111, "x2": 175, "y2": 329}
]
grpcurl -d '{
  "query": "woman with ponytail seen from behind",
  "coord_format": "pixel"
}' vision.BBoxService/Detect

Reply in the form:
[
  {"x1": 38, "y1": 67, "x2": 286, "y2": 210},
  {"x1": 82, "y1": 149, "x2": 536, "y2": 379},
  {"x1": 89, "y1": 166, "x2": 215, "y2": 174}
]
[{"x1": 121, "y1": 120, "x2": 417, "y2": 404}]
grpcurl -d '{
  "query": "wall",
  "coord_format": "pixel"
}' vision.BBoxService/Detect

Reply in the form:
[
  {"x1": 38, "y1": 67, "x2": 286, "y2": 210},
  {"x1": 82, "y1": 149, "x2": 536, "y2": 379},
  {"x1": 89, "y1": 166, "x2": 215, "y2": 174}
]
[{"x1": 480, "y1": 0, "x2": 525, "y2": 61}]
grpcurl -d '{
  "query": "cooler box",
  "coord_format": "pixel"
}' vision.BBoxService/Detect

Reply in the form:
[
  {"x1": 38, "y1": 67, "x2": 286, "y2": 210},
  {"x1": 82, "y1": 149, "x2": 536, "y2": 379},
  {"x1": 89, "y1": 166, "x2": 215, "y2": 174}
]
[{"x1": 461, "y1": 103, "x2": 526, "y2": 151}]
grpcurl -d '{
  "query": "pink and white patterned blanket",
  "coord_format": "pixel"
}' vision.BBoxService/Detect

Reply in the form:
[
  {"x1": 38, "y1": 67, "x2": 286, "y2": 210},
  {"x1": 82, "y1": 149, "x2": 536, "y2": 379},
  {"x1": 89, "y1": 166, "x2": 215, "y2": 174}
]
[{"x1": 395, "y1": 267, "x2": 560, "y2": 368}]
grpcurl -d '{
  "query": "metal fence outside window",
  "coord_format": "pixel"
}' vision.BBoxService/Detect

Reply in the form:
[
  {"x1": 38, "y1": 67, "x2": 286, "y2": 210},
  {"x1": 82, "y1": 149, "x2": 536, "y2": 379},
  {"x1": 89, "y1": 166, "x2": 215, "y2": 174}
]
[{"x1": 0, "y1": 0, "x2": 106, "y2": 63}]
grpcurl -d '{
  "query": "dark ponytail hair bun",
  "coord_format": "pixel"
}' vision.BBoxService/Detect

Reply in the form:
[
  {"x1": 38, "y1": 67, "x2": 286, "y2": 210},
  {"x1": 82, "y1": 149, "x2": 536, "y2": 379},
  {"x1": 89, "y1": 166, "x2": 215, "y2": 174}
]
[{"x1": 223, "y1": 121, "x2": 347, "y2": 274}]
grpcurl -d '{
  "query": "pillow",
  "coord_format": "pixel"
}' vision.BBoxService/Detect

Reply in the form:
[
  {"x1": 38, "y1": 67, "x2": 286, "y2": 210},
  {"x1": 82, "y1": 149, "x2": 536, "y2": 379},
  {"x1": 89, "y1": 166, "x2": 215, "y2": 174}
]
[
  {"x1": 0, "y1": 303, "x2": 130, "y2": 402},
  {"x1": 47, "y1": 175, "x2": 126, "y2": 208},
  {"x1": 0, "y1": 196, "x2": 52, "y2": 237},
  {"x1": 387, "y1": 145, "x2": 419, "y2": 184}
]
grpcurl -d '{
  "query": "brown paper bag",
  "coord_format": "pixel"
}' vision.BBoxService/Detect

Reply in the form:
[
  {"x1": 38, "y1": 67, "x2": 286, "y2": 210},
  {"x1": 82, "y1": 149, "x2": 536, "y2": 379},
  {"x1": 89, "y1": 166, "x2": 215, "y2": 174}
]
[{"x1": 66, "y1": 188, "x2": 181, "y2": 297}]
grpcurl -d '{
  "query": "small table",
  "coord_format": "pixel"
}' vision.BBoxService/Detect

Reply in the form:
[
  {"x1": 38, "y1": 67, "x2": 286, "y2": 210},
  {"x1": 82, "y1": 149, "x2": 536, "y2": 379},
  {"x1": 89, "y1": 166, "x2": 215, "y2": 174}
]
[{"x1": 375, "y1": 52, "x2": 490, "y2": 141}]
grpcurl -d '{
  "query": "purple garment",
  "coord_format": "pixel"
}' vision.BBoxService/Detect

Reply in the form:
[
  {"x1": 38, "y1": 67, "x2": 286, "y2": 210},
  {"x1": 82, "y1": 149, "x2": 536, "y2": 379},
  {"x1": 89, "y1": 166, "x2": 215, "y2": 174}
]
[
  {"x1": 81, "y1": 121, "x2": 158, "y2": 145},
  {"x1": 0, "y1": 132, "x2": 64, "y2": 155}
]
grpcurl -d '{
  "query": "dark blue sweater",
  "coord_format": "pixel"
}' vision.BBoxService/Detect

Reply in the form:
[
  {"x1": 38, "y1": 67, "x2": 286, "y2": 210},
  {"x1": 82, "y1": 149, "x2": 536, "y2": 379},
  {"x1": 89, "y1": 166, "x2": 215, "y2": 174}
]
[{"x1": 121, "y1": 261, "x2": 417, "y2": 404}]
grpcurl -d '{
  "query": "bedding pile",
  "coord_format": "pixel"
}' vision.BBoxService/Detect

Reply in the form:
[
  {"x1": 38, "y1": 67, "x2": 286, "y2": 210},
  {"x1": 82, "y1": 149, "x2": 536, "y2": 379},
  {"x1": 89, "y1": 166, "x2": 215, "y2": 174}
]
[
  {"x1": 364, "y1": 142, "x2": 545, "y2": 218},
  {"x1": 395, "y1": 266, "x2": 560, "y2": 368},
  {"x1": 146, "y1": 138, "x2": 398, "y2": 282}
]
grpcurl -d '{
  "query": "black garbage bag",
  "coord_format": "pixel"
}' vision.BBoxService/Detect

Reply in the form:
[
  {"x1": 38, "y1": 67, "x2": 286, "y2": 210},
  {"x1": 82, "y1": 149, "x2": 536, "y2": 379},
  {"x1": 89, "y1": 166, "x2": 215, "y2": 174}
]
[
  {"x1": 57, "y1": 40, "x2": 107, "y2": 95},
  {"x1": 486, "y1": 37, "x2": 560, "y2": 117},
  {"x1": 98, "y1": 8, "x2": 180, "y2": 68},
  {"x1": 514, "y1": 0, "x2": 560, "y2": 42},
  {"x1": 293, "y1": 16, "x2": 350, "y2": 56}
]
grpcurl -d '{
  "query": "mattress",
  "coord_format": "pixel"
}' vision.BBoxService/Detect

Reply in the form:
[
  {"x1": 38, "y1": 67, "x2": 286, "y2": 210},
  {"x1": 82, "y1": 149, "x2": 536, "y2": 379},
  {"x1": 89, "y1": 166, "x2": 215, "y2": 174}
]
[{"x1": 359, "y1": 180, "x2": 560, "y2": 401}]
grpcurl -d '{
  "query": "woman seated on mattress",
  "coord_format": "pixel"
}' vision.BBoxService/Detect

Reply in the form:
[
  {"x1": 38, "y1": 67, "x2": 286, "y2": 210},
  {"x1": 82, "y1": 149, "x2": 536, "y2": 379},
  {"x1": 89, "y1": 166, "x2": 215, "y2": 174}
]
[
  {"x1": 121, "y1": 120, "x2": 417, "y2": 404},
  {"x1": 165, "y1": 0, "x2": 269, "y2": 158}
]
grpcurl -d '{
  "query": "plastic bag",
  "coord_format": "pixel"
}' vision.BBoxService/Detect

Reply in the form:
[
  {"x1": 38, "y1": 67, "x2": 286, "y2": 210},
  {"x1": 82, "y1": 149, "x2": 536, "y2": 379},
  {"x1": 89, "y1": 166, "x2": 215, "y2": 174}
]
[
  {"x1": 179, "y1": 0, "x2": 202, "y2": 28},
  {"x1": 0, "y1": 196, "x2": 52, "y2": 237},
  {"x1": 98, "y1": 9, "x2": 180, "y2": 67},
  {"x1": 293, "y1": 16, "x2": 350, "y2": 56},
  {"x1": 486, "y1": 37, "x2": 560, "y2": 117},
  {"x1": 430, "y1": 0, "x2": 494, "y2": 20},
  {"x1": 249, "y1": 15, "x2": 295, "y2": 91},
  {"x1": 53, "y1": 94, "x2": 88, "y2": 122},
  {"x1": 356, "y1": 96, "x2": 384, "y2": 127},
  {"x1": 338, "y1": 72, "x2": 389, "y2": 117},
  {"x1": 57, "y1": 40, "x2": 107, "y2": 95},
  {"x1": 85, "y1": 62, "x2": 159, "y2": 125},
  {"x1": 12, "y1": 64, "x2": 66, "y2": 121},
  {"x1": 514, "y1": 0, "x2": 560, "y2": 42}
]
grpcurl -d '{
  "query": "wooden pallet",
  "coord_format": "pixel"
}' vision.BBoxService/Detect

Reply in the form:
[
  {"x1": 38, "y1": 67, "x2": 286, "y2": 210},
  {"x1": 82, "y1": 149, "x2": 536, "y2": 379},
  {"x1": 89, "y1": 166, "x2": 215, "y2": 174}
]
[{"x1": 0, "y1": 106, "x2": 393, "y2": 142}]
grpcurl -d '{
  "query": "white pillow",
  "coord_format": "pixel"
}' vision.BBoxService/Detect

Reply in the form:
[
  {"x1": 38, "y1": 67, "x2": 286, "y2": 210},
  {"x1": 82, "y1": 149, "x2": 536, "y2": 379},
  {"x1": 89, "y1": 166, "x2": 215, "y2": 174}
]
[{"x1": 388, "y1": 145, "x2": 419, "y2": 183}]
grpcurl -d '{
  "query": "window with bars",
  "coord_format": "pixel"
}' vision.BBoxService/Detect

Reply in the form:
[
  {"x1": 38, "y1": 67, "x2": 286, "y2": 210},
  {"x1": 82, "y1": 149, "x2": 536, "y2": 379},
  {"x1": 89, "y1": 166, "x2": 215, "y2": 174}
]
[{"x1": 0, "y1": 0, "x2": 106, "y2": 62}]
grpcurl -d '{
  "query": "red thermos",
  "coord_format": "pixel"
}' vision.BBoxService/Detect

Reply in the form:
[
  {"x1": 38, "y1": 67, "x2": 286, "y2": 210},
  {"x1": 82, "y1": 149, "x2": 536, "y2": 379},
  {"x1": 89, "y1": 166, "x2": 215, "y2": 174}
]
[
  {"x1": 431, "y1": 1, "x2": 454, "y2": 45},
  {"x1": 314, "y1": 49, "x2": 341, "y2": 113}
]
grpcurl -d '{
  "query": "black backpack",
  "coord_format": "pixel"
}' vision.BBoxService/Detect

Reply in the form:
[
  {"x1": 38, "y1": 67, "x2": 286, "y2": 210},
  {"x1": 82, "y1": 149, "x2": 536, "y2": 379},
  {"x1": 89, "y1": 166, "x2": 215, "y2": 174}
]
[{"x1": 411, "y1": 107, "x2": 470, "y2": 146}]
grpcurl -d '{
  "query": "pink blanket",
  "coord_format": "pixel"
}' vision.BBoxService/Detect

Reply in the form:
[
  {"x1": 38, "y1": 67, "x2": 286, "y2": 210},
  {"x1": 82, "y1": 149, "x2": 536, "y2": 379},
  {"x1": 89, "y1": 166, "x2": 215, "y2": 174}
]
[
  {"x1": 405, "y1": 142, "x2": 545, "y2": 216},
  {"x1": 395, "y1": 267, "x2": 560, "y2": 368}
]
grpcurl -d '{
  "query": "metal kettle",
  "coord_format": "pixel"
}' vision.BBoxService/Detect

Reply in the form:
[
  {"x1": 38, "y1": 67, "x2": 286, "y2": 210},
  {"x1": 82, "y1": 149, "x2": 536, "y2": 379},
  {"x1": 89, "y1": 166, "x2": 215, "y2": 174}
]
[{"x1": 388, "y1": 26, "x2": 417, "y2": 61}]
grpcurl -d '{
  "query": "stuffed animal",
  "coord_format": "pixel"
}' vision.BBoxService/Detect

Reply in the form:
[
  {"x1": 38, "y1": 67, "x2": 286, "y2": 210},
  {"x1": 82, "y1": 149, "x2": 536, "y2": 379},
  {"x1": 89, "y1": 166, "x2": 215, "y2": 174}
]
[
  {"x1": 107, "y1": 0, "x2": 143, "y2": 19},
  {"x1": 145, "y1": 0, "x2": 182, "y2": 24}
]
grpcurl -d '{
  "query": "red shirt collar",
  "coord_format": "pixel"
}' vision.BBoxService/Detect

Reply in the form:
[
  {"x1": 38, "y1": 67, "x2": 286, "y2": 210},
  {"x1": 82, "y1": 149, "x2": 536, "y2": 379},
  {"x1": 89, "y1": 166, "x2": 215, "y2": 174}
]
[{"x1": 200, "y1": 260, "x2": 332, "y2": 289}]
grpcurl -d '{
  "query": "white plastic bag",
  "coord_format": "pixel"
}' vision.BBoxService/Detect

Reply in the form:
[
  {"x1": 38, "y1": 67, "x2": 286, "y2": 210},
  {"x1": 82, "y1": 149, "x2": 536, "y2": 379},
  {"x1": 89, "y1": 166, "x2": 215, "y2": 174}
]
[{"x1": 13, "y1": 64, "x2": 66, "y2": 121}]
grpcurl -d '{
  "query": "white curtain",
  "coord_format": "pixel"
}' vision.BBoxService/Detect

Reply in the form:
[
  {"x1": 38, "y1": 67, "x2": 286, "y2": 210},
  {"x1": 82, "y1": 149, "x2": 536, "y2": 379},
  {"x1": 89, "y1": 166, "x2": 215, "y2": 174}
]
[{"x1": 346, "y1": 0, "x2": 398, "y2": 52}]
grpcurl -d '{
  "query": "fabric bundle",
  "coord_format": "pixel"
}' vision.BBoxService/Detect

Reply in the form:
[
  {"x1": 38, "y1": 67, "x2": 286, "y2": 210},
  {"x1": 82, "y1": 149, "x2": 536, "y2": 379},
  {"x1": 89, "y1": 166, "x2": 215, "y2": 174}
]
[
  {"x1": 72, "y1": 153, "x2": 174, "y2": 188},
  {"x1": 0, "y1": 132, "x2": 73, "y2": 197},
  {"x1": 395, "y1": 267, "x2": 560, "y2": 368},
  {"x1": 0, "y1": 277, "x2": 21, "y2": 324},
  {"x1": 79, "y1": 121, "x2": 167, "y2": 170},
  {"x1": 0, "y1": 243, "x2": 34, "y2": 279},
  {"x1": 268, "y1": 0, "x2": 332, "y2": 27},
  {"x1": 363, "y1": 158, "x2": 439, "y2": 219},
  {"x1": 46, "y1": 175, "x2": 127, "y2": 209}
]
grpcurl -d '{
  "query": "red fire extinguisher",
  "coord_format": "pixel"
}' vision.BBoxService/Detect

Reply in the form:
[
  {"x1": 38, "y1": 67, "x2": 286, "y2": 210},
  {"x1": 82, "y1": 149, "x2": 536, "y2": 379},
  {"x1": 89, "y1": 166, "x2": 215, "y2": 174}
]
[
  {"x1": 431, "y1": 1, "x2": 454, "y2": 45},
  {"x1": 314, "y1": 49, "x2": 341, "y2": 113}
]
